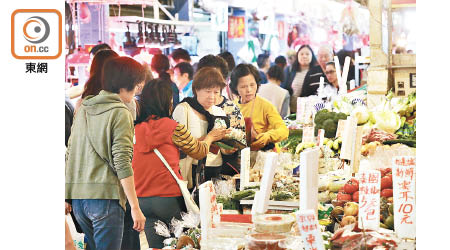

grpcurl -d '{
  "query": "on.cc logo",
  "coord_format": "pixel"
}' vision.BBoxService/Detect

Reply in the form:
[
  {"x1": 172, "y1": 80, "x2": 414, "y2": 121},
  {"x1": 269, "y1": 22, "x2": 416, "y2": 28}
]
[
  {"x1": 23, "y1": 16, "x2": 50, "y2": 44},
  {"x1": 11, "y1": 9, "x2": 61, "y2": 60}
]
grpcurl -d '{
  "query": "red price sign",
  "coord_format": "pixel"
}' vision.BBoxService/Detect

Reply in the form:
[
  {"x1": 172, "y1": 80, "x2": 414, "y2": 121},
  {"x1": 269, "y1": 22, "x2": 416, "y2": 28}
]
[
  {"x1": 393, "y1": 156, "x2": 416, "y2": 239},
  {"x1": 302, "y1": 125, "x2": 315, "y2": 143},
  {"x1": 358, "y1": 170, "x2": 381, "y2": 230},
  {"x1": 296, "y1": 210, "x2": 324, "y2": 250},
  {"x1": 228, "y1": 16, "x2": 245, "y2": 39}
]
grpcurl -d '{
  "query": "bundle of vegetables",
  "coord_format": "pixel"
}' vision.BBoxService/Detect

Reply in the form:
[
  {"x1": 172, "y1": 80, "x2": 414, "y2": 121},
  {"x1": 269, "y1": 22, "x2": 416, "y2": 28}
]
[
  {"x1": 279, "y1": 129, "x2": 302, "y2": 154},
  {"x1": 393, "y1": 91, "x2": 416, "y2": 119},
  {"x1": 395, "y1": 117, "x2": 416, "y2": 139},
  {"x1": 314, "y1": 109, "x2": 348, "y2": 138}
]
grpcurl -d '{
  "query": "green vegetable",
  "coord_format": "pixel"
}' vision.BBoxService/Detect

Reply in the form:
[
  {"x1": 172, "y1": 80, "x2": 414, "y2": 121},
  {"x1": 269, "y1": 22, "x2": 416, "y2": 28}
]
[
  {"x1": 323, "y1": 119, "x2": 337, "y2": 138},
  {"x1": 271, "y1": 191, "x2": 294, "y2": 201},
  {"x1": 231, "y1": 190, "x2": 255, "y2": 201},
  {"x1": 286, "y1": 113, "x2": 296, "y2": 120},
  {"x1": 383, "y1": 139, "x2": 416, "y2": 148},
  {"x1": 372, "y1": 110, "x2": 402, "y2": 134}
]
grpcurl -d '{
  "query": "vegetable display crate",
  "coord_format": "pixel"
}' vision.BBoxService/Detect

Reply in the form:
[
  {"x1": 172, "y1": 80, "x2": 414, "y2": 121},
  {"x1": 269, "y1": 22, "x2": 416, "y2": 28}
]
[{"x1": 240, "y1": 200, "x2": 299, "y2": 211}]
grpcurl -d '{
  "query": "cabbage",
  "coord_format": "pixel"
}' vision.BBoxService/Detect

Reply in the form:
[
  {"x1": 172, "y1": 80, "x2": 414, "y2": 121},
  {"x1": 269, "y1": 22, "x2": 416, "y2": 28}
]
[
  {"x1": 372, "y1": 110, "x2": 401, "y2": 134},
  {"x1": 351, "y1": 106, "x2": 370, "y2": 125}
]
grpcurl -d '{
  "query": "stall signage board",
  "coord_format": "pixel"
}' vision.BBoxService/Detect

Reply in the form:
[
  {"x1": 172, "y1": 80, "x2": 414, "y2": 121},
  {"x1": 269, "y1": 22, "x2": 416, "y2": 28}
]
[
  {"x1": 251, "y1": 152, "x2": 278, "y2": 215},
  {"x1": 240, "y1": 147, "x2": 251, "y2": 191},
  {"x1": 297, "y1": 97, "x2": 314, "y2": 124},
  {"x1": 316, "y1": 129, "x2": 325, "y2": 146},
  {"x1": 340, "y1": 117, "x2": 357, "y2": 161},
  {"x1": 299, "y1": 148, "x2": 320, "y2": 213},
  {"x1": 358, "y1": 170, "x2": 381, "y2": 231},
  {"x1": 211, "y1": 2, "x2": 228, "y2": 32},
  {"x1": 296, "y1": 209, "x2": 325, "y2": 250},
  {"x1": 336, "y1": 120, "x2": 347, "y2": 138},
  {"x1": 393, "y1": 156, "x2": 416, "y2": 239},
  {"x1": 302, "y1": 125, "x2": 315, "y2": 143},
  {"x1": 228, "y1": 16, "x2": 245, "y2": 39},
  {"x1": 199, "y1": 181, "x2": 220, "y2": 241}
]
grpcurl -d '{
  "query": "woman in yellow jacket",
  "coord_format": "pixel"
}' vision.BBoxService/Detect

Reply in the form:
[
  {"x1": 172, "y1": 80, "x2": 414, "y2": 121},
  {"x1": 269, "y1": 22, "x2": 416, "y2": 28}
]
[{"x1": 229, "y1": 63, "x2": 289, "y2": 151}]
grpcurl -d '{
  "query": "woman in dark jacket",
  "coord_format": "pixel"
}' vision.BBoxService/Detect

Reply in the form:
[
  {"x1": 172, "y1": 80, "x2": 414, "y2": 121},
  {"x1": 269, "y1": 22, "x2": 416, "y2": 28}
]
[{"x1": 281, "y1": 45, "x2": 317, "y2": 113}]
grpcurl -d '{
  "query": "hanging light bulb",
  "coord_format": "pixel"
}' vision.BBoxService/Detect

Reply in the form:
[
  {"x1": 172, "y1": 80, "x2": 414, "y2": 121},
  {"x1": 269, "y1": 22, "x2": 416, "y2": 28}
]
[
  {"x1": 123, "y1": 24, "x2": 135, "y2": 48},
  {"x1": 137, "y1": 22, "x2": 145, "y2": 47},
  {"x1": 145, "y1": 23, "x2": 153, "y2": 46},
  {"x1": 153, "y1": 24, "x2": 162, "y2": 48},
  {"x1": 161, "y1": 25, "x2": 170, "y2": 48},
  {"x1": 173, "y1": 25, "x2": 182, "y2": 48}
]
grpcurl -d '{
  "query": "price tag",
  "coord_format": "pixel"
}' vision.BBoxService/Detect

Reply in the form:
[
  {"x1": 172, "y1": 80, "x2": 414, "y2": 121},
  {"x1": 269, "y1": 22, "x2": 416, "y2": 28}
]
[
  {"x1": 393, "y1": 156, "x2": 416, "y2": 239},
  {"x1": 297, "y1": 97, "x2": 314, "y2": 124},
  {"x1": 358, "y1": 170, "x2": 381, "y2": 230},
  {"x1": 302, "y1": 125, "x2": 315, "y2": 143},
  {"x1": 336, "y1": 120, "x2": 347, "y2": 138},
  {"x1": 251, "y1": 152, "x2": 278, "y2": 215},
  {"x1": 199, "y1": 181, "x2": 220, "y2": 241},
  {"x1": 296, "y1": 209, "x2": 325, "y2": 250},
  {"x1": 240, "y1": 147, "x2": 251, "y2": 191},
  {"x1": 340, "y1": 117, "x2": 357, "y2": 160},
  {"x1": 299, "y1": 148, "x2": 320, "y2": 213},
  {"x1": 316, "y1": 129, "x2": 325, "y2": 146}
]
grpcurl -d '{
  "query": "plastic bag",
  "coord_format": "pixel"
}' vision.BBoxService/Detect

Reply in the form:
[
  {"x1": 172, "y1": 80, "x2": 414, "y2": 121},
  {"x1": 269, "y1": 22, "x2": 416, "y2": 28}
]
[{"x1": 66, "y1": 214, "x2": 85, "y2": 250}]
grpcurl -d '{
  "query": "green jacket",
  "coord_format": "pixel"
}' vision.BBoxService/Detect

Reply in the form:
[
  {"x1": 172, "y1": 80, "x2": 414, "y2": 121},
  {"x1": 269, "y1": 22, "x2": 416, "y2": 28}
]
[{"x1": 65, "y1": 90, "x2": 134, "y2": 210}]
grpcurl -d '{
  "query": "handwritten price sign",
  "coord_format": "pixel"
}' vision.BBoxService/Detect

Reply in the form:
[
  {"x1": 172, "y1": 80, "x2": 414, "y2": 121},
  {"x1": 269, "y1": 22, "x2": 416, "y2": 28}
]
[
  {"x1": 393, "y1": 156, "x2": 416, "y2": 239},
  {"x1": 199, "y1": 181, "x2": 220, "y2": 241},
  {"x1": 296, "y1": 210, "x2": 324, "y2": 250},
  {"x1": 358, "y1": 170, "x2": 381, "y2": 230}
]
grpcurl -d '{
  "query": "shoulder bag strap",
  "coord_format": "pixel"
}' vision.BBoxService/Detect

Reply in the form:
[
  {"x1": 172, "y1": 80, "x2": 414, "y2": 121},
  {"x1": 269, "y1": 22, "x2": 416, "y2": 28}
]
[{"x1": 154, "y1": 149, "x2": 180, "y2": 181}]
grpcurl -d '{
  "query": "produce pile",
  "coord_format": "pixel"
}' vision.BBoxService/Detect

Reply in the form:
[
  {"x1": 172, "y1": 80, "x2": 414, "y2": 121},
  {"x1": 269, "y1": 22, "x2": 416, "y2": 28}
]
[
  {"x1": 330, "y1": 168, "x2": 395, "y2": 230},
  {"x1": 313, "y1": 109, "x2": 348, "y2": 138}
]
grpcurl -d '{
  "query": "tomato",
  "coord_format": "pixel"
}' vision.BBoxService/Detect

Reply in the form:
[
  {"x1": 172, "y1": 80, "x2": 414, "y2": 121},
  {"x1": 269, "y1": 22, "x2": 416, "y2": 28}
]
[
  {"x1": 344, "y1": 183, "x2": 358, "y2": 194},
  {"x1": 381, "y1": 189, "x2": 393, "y2": 198},
  {"x1": 337, "y1": 192, "x2": 352, "y2": 201},
  {"x1": 352, "y1": 191, "x2": 359, "y2": 202},
  {"x1": 380, "y1": 175, "x2": 393, "y2": 190}
]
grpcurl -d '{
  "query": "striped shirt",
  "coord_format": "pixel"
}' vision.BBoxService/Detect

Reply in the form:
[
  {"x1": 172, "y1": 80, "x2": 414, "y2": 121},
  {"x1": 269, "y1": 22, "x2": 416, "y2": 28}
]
[{"x1": 172, "y1": 123, "x2": 209, "y2": 160}]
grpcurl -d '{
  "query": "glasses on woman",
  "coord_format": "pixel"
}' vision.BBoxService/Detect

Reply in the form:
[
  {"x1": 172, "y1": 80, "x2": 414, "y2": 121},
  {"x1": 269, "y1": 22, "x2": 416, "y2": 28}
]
[{"x1": 325, "y1": 70, "x2": 335, "y2": 75}]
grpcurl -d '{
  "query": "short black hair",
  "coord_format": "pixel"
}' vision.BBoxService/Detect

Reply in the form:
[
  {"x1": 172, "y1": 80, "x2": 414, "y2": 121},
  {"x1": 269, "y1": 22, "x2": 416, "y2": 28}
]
[
  {"x1": 274, "y1": 56, "x2": 287, "y2": 68},
  {"x1": 267, "y1": 65, "x2": 285, "y2": 83},
  {"x1": 102, "y1": 57, "x2": 146, "y2": 94},
  {"x1": 174, "y1": 62, "x2": 194, "y2": 80},
  {"x1": 257, "y1": 54, "x2": 270, "y2": 69},
  {"x1": 170, "y1": 48, "x2": 191, "y2": 62},
  {"x1": 135, "y1": 78, "x2": 173, "y2": 124},
  {"x1": 90, "y1": 43, "x2": 111, "y2": 56},
  {"x1": 197, "y1": 54, "x2": 229, "y2": 80},
  {"x1": 229, "y1": 63, "x2": 261, "y2": 95},
  {"x1": 218, "y1": 51, "x2": 236, "y2": 73}
]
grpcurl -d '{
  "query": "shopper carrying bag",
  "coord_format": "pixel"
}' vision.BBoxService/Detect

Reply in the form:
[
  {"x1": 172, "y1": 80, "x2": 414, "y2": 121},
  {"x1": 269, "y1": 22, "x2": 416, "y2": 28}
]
[{"x1": 121, "y1": 79, "x2": 227, "y2": 249}]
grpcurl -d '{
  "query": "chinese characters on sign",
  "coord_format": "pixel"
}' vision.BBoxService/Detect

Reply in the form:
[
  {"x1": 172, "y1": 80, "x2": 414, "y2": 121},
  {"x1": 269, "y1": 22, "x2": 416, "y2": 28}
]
[
  {"x1": 393, "y1": 156, "x2": 416, "y2": 239},
  {"x1": 296, "y1": 210, "x2": 325, "y2": 250},
  {"x1": 302, "y1": 125, "x2": 315, "y2": 143},
  {"x1": 358, "y1": 170, "x2": 381, "y2": 230},
  {"x1": 199, "y1": 181, "x2": 220, "y2": 241},
  {"x1": 228, "y1": 16, "x2": 245, "y2": 39},
  {"x1": 25, "y1": 62, "x2": 48, "y2": 73}
]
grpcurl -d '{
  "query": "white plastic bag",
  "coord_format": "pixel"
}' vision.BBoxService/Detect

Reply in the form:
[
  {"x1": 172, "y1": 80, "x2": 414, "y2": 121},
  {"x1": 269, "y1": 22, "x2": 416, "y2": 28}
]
[{"x1": 66, "y1": 214, "x2": 85, "y2": 250}]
